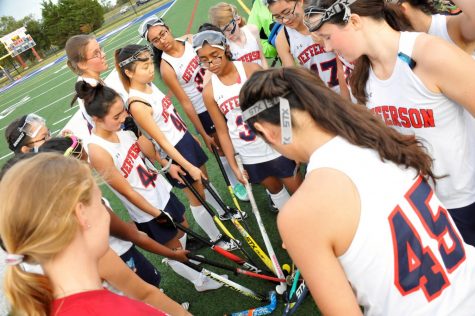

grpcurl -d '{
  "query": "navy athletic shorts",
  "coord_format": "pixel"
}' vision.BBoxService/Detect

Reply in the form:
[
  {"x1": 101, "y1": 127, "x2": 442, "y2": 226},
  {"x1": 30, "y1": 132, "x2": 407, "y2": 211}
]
[
  {"x1": 448, "y1": 201, "x2": 475, "y2": 247},
  {"x1": 198, "y1": 111, "x2": 216, "y2": 135},
  {"x1": 166, "y1": 131, "x2": 208, "y2": 188},
  {"x1": 244, "y1": 155, "x2": 297, "y2": 184},
  {"x1": 135, "y1": 193, "x2": 185, "y2": 244},
  {"x1": 120, "y1": 245, "x2": 161, "y2": 287}
]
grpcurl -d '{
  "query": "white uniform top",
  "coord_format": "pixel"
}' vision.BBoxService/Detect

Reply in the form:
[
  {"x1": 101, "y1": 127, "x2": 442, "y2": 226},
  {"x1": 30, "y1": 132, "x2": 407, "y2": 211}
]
[
  {"x1": 307, "y1": 136, "x2": 475, "y2": 316},
  {"x1": 428, "y1": 14, "x2": 475, "y2": 58},
  {"x1": 229, "y1": 26, "x2": 262, "y2": 66},
  {"x1": 285, "y1": 27, "x2": 340, "y2": 93},
  {"x1": 88, "y1": 130, "x2": 172, "y2": 223},
  {"x1": 211, "y1": 61, "x2": 280, "y2": 164},
  {"x1": 128, "y1": 83, "x2": 186, "y2": 147},
  {"x1": 365, "y1": 31, "x2": 475, "y2": 209},
  {"x1": 162, "y1": 40, "x2": 207, "y2": 114}
]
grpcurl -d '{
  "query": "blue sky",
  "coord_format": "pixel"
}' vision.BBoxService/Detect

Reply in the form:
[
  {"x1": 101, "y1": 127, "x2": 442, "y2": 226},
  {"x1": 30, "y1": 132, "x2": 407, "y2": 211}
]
[{"x1": 0, "y1": 0, "x2": 54, "y2": 20}]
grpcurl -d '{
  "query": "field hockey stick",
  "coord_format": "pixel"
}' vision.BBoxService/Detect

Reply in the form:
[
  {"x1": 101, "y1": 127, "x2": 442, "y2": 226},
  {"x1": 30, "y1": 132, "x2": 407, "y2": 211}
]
[
  {"x1": 183, "y1": 260, "x2": 267, "y2": 301},
  {"x1": 178, "y1": 174, "x2": 264, "y2": 269},
  {"x1": 235, "y1": 154, "x2": 287, "y2": 295},
  {"x1": 283, "y1": 280, "x2": 309, "y2": 316},
  {"x1": 211, "y1": 146, "x2": 247, "y2": 216},
  {"x1": 228, "y1": 291, "x2": 277, "y2": 316},
  {"x1": 174, "y1": 221, "x2": 262, "y2": 273},
  {"x1": 187, "y1": 253, "x2": 286, "y2": 283},
  {"x1": 201, "y1": 178, "x2": 276, "y2": 274}
]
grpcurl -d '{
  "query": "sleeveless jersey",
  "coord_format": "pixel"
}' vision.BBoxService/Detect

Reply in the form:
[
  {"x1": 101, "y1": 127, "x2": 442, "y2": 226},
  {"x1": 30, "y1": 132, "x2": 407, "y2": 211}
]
[
  {"x1": 428, "y1": 14, "x2": 475, "y2": 58},
  {"x1": 211, "y1": 61, "x2": 280, "y2": 164},
  {"x1": 88, "y1": 130, "x2": 172, "y2": 223},
  {"x1": 229, "y1": 26, "x2": 262, "y2": 66},
  {"x1": 128, "y1": 83, "x2": 187, "y2": 148},
  {"x1": 307, "y1": 136, "x2": 475, "y2": 315},
  {"x1": 365, "y1": 31, "x2": 475, "y2": 209},
  {"x1": 285, "y1": 27, "x2": 340, "y2": 93},
  {"x1": 162, "y1": 40, "x2": 207, "y2": 114}
]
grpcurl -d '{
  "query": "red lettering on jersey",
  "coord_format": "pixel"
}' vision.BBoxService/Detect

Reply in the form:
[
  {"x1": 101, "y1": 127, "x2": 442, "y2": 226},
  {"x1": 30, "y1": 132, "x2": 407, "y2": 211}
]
[
  {"x1": 219, "y1": 96, "x2": 240, "y2": 116},
  {"x1": 120, "y1": 142, "x2": 141, "y2": 178},
  {"x1": 182, "y1": 56, "x2": 199, "y2": 83},
  {"x1": 371, "y1": 106, "x2": 435, "y2": 129},
  {"x1": 238, "y1": 51, "x2": 261, "y2": 63},
  {"x1": 297, "y1": 43, "x2": 325, "y2": 65},
  {"x1": 161, "y1": 96, "x2": 173, "y2": 122}
]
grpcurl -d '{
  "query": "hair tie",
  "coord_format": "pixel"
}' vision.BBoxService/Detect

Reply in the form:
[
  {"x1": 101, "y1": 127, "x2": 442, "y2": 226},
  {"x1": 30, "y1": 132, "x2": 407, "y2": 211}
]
[{"x1": 5, "y1": 253, "x2": 24, "y2": 266}]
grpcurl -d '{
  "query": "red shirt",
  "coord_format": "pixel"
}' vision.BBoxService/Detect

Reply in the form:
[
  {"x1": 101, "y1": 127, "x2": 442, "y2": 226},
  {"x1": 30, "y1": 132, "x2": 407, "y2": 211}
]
[{"x1": 50, "y1": 289, "x2": 167, "y2": 315}]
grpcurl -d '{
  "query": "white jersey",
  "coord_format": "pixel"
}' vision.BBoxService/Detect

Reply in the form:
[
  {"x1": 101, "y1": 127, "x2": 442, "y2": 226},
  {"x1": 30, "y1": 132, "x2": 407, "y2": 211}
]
[
  {"x1": 365, "y1": 31, "x2": 475, "y2": 209},
  {"x1": 428, "y1": 14, "x2": 475, "y2": 58},
  {"x1": 229, "y1": 26, "x2": 262, "y2": 66},
  {"x1": 88, "y1": 130, "x2": 172, "y2": 223},
  {"x1": 211, "y1": 61, "x2": 280, "y2": 164},
  {"x1": 104, "y1": 69, "x2": 129, "y2": 103},
  {"x1": 285, "y1": 27, "x2": 340, "y2": 93},
  {"x1": 128, "y1": 83, "x2": 186, "y2": 147},
  {"x1": 307, "y1": 136, "x2": 475, "y2": 315},
  {"x1": 162, "y1": 40, "x2": 207, "y2": 114}
]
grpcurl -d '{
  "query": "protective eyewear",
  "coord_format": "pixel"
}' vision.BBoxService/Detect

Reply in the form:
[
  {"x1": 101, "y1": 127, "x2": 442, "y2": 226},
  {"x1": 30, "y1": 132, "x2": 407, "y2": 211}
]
[
  {"x1": 199, "y1": 55, "x2": 224, "y2": 69},
  {"x1": 192, "y1": 30, "x2": 227, "y2": 52},
  {"x1": 12, "y1": 114, "x2": 46, "y2": 149},
  {"x1": 118, "y1": 46, "x2": 154, "y2": 68},
  {"x1": 304, "y1": 0, "x2": 357, "y2": 32},
  {"x1": 222, "y1": 18, "x2": 238, "y2": 35},
  {"x1": 64, "y1": 135, "x2": 84, "y2": 159},
  {"x1": 139, "y1": 15, "x2": 165, "y2": 40},
  {"x1": 242, "y1": 96, "x2": 292, "y2": 145}
]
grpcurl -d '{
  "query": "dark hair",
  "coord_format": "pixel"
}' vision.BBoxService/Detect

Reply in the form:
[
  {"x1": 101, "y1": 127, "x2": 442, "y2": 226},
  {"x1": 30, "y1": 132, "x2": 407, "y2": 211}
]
[
  {"x1": 114, "y1": 44, "x2": 151, "y2": 91},
  {"x1": 74, "y1": 81, "x2": 120, "y2": 119},
  {"x1": 0, "y1": 152, "x2": 37, "y2": 181},
  {"x1": 303, "y1": 0, "x2": 411, "y2": 104},
  {"x1": 39, "y1": 137, "x2": 82, "y2": 156},
  {"x1": 146, "y1": 22, "x2": 171, "y2": 74},
  {"x1": 196, "y1": 23, "x2": 234, "y2": 60},
  {"x1": 5, "y1": 116, "x2": 30, "y2": 153},
  {"x1": 240, "y1": 67, "x2": 437, "y2": 182},
  {"x1": 400, "y1": 0, "x2": 437, "y2": 14}
]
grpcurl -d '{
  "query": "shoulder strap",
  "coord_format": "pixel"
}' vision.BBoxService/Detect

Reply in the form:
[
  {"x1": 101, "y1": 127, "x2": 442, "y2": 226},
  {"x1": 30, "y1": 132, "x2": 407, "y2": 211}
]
[
  {"x1": 397, "y1": 32, "x2": 420, "y2": 70},
  {"x1": 127, "y1": 99, "x2": 152, "y2": 115}
]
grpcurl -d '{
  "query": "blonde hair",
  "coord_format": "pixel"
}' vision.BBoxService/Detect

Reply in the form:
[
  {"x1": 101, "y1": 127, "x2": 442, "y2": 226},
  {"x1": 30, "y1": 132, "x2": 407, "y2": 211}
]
[
  {"x1": 208, "y1": 2, "x2": 246, "y2": 28},
  {"x1": 0, "y1": 153, "x2": 96, "y2": 316},
  {"x1": 65, "y1": 34, "x2": 95, "y2": 75}
]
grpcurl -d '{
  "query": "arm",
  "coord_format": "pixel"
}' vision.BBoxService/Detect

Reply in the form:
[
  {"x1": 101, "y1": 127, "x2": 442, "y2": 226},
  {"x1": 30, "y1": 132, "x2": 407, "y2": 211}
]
[
  {"x1": 448, "y1": 0, "x2": 475, "y2": 46},
  {"x1": 161, "y1": 62, "x2": 217, "y2": 152},
  {"x1": 275, "y1": 27, "x2": 295, "y2": 67},
  {"x1": 415, "y1": 34, "x2": 475, "y2": 116},
  {"x1": 88, "y1": 143, "x2": 163, "y2": 217},
  {"x1": 128, "y1": 99, "x2": 204, "y2": 182},
  {"x1": 277, "y1": 169, "x2": 362, "y2": 315},
  {"x1": 202, "y1": 84, "x2": 245, "y2": 183},
  {"x1": 108, "y1": 208, "x2": 189, "y2": 262},
  {"x1": 99, "y1": 248, "x2": 191, "y2": 316},
  {"x1": 247, "y1": 24, "x2": 269, "y2": 69}
]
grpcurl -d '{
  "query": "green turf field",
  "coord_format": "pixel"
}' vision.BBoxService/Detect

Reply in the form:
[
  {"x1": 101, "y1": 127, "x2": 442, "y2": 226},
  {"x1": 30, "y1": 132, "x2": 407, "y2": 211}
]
[{"x1": 0, "y1": 1, "x2": 320, "y2": 315}]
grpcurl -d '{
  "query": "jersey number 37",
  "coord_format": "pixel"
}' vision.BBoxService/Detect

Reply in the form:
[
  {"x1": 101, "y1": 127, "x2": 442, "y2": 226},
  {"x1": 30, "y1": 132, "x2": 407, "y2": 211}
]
[{"x1": 388, "y1": 176, "x2": 465, "y2": 302}]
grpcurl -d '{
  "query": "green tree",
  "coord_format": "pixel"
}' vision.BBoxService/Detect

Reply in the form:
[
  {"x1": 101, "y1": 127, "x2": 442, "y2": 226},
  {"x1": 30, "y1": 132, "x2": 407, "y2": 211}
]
[{"x1": 41, "y1": 0, "x2": 105, "y2": 48}]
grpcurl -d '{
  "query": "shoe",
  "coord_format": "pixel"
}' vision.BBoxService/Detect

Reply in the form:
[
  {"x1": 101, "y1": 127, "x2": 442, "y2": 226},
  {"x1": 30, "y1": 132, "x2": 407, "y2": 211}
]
[
  {"x1": 214, "y1": 235, "x2": 239, "y2": 251},
  {"x1": 233, "y1": 183, "x2": 249, "y2": 202},
  {"x1": 267, "y1": 194, "x2": 279, "y2": 213},
  {"x1": 194, "y1": 274, "x2": 228, "y2": 292},
  {"x1": 218, "y1": 208, "x2": 248, "y2": 221},
  {"x1": 186, "y1": 234, "x2": 207, "y2": 251},
  {"x1": 181, "y1": 302, "x2": 190, "y2": 310}
]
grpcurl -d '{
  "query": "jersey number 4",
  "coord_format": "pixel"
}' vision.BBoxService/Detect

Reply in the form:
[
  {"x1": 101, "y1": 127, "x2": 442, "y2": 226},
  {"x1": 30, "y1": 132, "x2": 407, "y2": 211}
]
[
  {"x1": 389, "y1": 177, "x2": 465, "y2": 301},
  {"x1": 137, "y1": 165, "x2": 158, "y2": 188}
]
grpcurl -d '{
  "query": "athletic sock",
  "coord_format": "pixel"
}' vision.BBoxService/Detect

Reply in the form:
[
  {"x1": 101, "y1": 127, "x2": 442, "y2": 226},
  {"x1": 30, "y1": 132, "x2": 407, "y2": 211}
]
[
  {"x1": 204, "y1": 182, "x2": 226, "y2": 216},
  {"x1": 165, "y1": 259, "x2": 223, "y2": 291},
  {"x1": 178, "y1": 233, "x2": 187, "y2": 249},
  {"x1": 189, "y1": 204, "x2": 221, "y2": 241},
  {"x1": 267, "y1": 187, "x2": 291, "y2": 211},
  {"x1": 220, "y1": 156, "x2": 239, "y2": 188}
]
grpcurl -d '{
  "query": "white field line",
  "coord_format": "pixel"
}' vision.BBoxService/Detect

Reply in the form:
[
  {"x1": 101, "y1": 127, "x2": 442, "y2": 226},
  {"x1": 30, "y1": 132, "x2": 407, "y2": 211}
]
[{"x1": 53, "y1": 115, "x2": 73, "y2": 125}]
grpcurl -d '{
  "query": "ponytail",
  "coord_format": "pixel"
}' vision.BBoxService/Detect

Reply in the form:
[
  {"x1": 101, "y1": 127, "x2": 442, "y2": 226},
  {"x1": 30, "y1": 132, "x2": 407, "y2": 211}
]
[
  {"x1": 151, "y1": 45, "x2": 165, "y2": 74},
  {"x1": 74, "y1": 81, "x2": 119, "y2": 118}
]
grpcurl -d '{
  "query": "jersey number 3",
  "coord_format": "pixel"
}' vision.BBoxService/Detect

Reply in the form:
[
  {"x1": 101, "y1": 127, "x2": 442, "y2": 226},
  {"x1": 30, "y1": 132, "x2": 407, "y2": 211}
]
[{"x1": 388, "y1": 177, "x2": 465, "y2": 301}]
